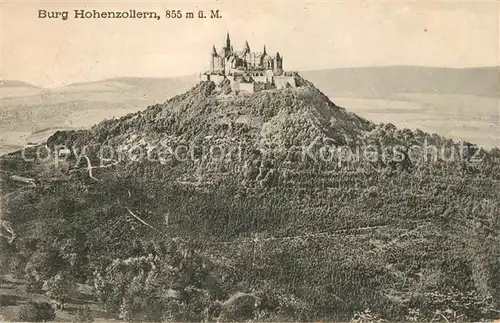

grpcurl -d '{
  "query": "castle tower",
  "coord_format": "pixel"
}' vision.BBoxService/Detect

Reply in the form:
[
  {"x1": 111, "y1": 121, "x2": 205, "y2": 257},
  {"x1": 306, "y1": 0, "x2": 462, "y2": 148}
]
[
  {"x1": 243, "y1": 40, "x2": 250, "y2": 54},
  {"x1": 210, "y1": 45, "x2": 217, "y2": 71},
  {"x1": 260, "y1": 45, "x2": 274, "y2": 70},
  {"x1": 275, "y1": 52, "x2": 283, "y2": 75},
  {"x1": 242, "y1": 41, "x2": 251, "y2": 69},
  {"x1": 224, "y1": 32, "x2": 232, "y2": 57}
]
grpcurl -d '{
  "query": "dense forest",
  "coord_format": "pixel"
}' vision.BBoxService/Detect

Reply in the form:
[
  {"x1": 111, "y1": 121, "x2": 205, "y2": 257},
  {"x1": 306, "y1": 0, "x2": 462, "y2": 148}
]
[{"x1": 1, "y1": 78, "x2": 499, "y2": 321}]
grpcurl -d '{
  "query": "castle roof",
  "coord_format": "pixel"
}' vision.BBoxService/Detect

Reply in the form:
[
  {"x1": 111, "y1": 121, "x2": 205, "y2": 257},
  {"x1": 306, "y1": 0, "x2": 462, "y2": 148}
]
[
  {"x1": 260, "y1": 45, "x2": 273, "y2": 60},
  {"x1": 243, "y1": 40, "x2": 250, "y2": 54}
]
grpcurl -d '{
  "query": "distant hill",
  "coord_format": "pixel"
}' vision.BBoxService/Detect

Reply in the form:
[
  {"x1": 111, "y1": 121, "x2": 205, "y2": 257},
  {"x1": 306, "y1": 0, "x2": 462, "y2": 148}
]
[
  {"x1": 65, "y1": 75, "x2": 196, "y2": 93},
  {"x1": 0, "y1": 80, "x2": 39, "y2": 88},
  {"x1": 303, "y1": 66, "x2": 499, "y2": 149},
  {"x1": 302, "y1": 66, "x2": 500, "y2": 98},
  {"x1": 0, "y1": 76, "x2": 196, "y2": 155}
]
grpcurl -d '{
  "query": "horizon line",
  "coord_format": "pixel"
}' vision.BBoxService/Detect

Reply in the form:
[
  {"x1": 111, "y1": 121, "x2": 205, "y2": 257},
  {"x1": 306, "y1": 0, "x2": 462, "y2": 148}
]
[{"x1": 2, "y1": 64, "x2": 499, "y2": 89}]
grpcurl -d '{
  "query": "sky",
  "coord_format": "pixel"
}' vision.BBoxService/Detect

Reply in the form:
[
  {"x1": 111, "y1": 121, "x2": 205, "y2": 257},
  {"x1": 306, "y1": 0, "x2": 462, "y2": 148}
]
[{"x1": 1, "y1": 0, "x2": 499, "y2": 87}]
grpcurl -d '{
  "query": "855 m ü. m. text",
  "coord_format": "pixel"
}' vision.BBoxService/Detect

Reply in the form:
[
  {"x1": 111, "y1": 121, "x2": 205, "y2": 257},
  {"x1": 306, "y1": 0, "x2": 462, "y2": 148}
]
[{"x1": 37, "y1": 9, "x2": 222, "y2": 20}]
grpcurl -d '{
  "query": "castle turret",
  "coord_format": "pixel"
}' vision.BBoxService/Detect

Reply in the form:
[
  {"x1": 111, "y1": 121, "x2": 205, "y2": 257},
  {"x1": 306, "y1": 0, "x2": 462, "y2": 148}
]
[
  {"x1": 260, "y1": 45, "x2": 274, "y2": 70},
  {"x1": 210, "y1": 45, "x2": 218, "y2": 71},
  {"x1": 243, "y1": 40, "x2": 250, "y2": 55},
  {"x1": 223, "y1": 32, "x2": 232, "y2": 57},
  {"x1": 275, "y1": 52, "x2": 283, "y2": 74}
]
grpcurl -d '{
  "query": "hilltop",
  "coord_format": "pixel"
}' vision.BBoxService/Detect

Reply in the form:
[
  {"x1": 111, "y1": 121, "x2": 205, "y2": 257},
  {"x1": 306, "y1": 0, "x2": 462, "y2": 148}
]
[
  {"x1": 44, "y1": 75, "x2": 498, "y2": 183},
  {"x1": 1, "y1": 76, "x2": 499, "y2": 322}
]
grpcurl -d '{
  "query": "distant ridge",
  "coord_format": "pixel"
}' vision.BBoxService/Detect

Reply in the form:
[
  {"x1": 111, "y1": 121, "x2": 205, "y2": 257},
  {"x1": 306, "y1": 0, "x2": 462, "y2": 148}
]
[
  {"x1": 5, "y1": 66, "x2": 498, "y2": 96},
  {"x1": 302, "y1": 66, "x2": 500, "y2": 98},
  {"x1": 64, "y1": 66, "x2": 500, "y2": 98},
  {"x1": 0, "y1": 80, "x2": 40, "y2": 88},
  {"x1": 66, "y1": 75, "x2": 197, "y2": 88}
]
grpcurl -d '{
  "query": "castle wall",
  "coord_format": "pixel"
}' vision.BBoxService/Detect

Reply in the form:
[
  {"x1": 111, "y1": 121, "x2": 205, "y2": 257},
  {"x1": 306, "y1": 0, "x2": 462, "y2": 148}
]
[
  {"x1": 274, "y1": 76, "x2": 297, "y2": 89},
  {"x1": 202, "y1": 73, "x2": 295, "y2": 92},
  {"x1": 254, "y1": 83, "x2": 265, "y2": 92},
  {"x1": 264, "y1": 70, "x2": 275, "y2": 77},
  {"x1": 254, "y1": 82, "x2": 275, "y2": 92},
  {"x1": 199, "y1": 74, "x2": 226, "y2": 85},
  {"x1": 231, "y1": 82, "x2": 255, "y2": 93},
  {"x1": 212, "y1": 75, "x2": 227, "y2": 84},
  {"x1": 252, "y1": 75, "x2": 272, "y2": 83}
]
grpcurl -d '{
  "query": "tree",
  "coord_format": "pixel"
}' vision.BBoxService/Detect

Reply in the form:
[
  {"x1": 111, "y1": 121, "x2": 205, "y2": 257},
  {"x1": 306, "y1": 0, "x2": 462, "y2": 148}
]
[
  {"x1": 72, "y1": 305, "x2": 94, "y2": 322},
  {"x1": 18, "y1": 301, "x2": 56, "y2": 322},
  {"x1": 42, "y1": 273, "x2": 74, "y2": 310}
]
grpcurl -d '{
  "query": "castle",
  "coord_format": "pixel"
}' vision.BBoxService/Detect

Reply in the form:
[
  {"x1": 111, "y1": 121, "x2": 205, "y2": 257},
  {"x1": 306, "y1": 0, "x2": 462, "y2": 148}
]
[{"x1": 199, "y1": 33, "x2": 297, "y2": 93}]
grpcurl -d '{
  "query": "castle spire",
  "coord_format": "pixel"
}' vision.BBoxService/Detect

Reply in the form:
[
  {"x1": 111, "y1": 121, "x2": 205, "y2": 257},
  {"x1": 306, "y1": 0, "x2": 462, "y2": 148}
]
[
  {"x1": 243, "y1": 40, "x2": 250, "y2": 54},
  {"x1": 212, "y1": 45, "x2": 217, "y2": 55},
  {"x1": 276, "y1": 52, "x2": 281, "y2": 59},
  {"x1": 226, "y1": 32, "x2": 231, "y2": 48},
  {"x1": 263, "y1": 45, "x2": 267, "y2": 55}
]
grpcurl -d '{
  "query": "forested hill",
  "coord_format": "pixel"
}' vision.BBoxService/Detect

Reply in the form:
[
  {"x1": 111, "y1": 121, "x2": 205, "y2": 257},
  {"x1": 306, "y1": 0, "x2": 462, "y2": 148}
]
[{"x1": 1, "y1": 76, "x2": 499, "y2": 322}]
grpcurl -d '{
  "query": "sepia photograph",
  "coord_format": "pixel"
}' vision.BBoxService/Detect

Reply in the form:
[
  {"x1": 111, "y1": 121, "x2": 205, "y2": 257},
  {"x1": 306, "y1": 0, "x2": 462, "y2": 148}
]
[{"x1": 0, "y1": 1, "x2": 499, "y2": 322}]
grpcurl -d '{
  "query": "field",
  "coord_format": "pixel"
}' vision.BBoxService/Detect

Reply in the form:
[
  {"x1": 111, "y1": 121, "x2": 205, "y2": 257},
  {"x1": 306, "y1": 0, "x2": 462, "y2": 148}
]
[
  {"x1": 333, "y1": 93, "x2": 499, "y2": 149},
  {"x1": 0, "y1": 77, "x2": 195, "y2": 155}
]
